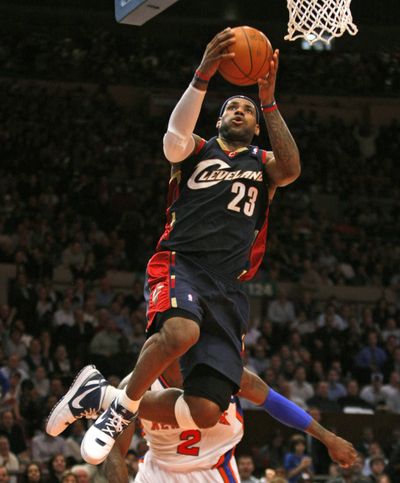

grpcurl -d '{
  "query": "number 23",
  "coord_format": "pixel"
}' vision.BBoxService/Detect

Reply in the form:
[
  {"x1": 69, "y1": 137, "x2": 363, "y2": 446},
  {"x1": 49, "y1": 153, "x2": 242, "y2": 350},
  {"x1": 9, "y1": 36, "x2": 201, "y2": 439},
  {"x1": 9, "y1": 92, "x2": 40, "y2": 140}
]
[{"x1": 227, "y1": 182, "x2": 258, "y2": 216}]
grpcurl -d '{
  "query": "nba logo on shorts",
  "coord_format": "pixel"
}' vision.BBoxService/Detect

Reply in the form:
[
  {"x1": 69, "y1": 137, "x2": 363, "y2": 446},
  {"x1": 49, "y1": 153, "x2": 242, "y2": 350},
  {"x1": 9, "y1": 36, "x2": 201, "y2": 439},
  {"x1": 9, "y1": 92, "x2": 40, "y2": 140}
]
[{"x1": 188, "y1": 294, "x2": 193, "y2": 302}]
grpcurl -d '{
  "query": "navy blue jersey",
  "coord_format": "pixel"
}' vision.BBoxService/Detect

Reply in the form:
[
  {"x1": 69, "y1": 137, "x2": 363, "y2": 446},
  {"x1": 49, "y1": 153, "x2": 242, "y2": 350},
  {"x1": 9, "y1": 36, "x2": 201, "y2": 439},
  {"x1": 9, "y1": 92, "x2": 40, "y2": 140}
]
[{"x1": 157, "y1": 136, "x2": 270, "y2": 280}]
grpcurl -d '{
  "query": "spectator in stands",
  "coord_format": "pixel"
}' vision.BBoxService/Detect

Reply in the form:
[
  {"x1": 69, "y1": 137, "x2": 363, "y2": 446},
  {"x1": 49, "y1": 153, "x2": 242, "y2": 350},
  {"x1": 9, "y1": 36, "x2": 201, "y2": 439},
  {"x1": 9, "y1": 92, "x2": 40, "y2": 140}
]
[
  {"x1": 8, "y1": 273, "x2": 36, "y2": 329},
  {"x1": 31, "y1": 366, "x2": 50, "y2": 398},
  {"x1": 237, "y1": 455, "x2": 259, "y2": 483},
  {"x1": 24, "y1": 338, "x2": 49, "y2": 373},
  {"x1": 60, "y1": 473, "x2": 78, "y2": 483},
  {"x1": 363, "y1": 443, "x2": 388, "y2": 478},
  {"x1": 366, "y1": 455, "x2": 388, "y2": 481},
  {"x1": 0, "y1": 411, "x2": 27, "y2": 459},
  {"x1": 249, "y1": 344, "x2": 269, "y2": 376},
  {"x1": 124, "y1": 280, "x2": 145, "y2": 312},
  {"x1": 327, "y1": 368, "x2": 347, "y2": 401},
  {"x1": 49, "y1": 345, "x2": 72, "y2": 379},
  {"x1": 338, "y1": 379, "x2": 374, "y2": 413},
  {"x1": 288, "y1": 365, "x2": 314, "y2": 408},
  {"x1": 355, "y1": 331, "x2": 388, "y2": 384},
  {"x1": 64, "y1": 420, "x2": 85, "y2": 464},
  {"x1": 47, "y1": 453, "x2": 67, "y2": 483},
  {"x1": 306, "y1": 381, "x2": 341, "y2": 412},
  {"x1": 68, "y1": 310, "x2": 94, "y2": 362},
  {"x1": 72, "y1": 464, "x2": 94, "y2": 482},
  {"x1": 4, "y1": 327, "x2": 27, "y2": 359},
  {"x1": 53, "y1": 299, "x2": 74, "y2": 330},
  {"x1": 267, "y1": 290, "x2": 296, "y2": 326},
  {"x1": 0, "y1": 436, "x2": 18, "y2": 481},
  {"x1": 88, "y1": 313, "x2": 123, "y2": 376},
  {"x1": 20, "y1": 462, "x2": 46, "y2": 483},
  {"x1": 35, "y1": 286, "x2": 53, "y2": 325},
  {"x1": 284, "y1": 434, "x2": 313, "y2": 483},
  {"x1": 360, "y1": 373, "x2": 388, "y2": 410},
  {"x1": 95, "y1": 276, "x2": 114, "y2": 308},
  {"x1": 0, "y1": 354, "x2": 28, "y2": 382},
  {"x1": 31, "y1": 424, "x2": 66, "y2": 463}
]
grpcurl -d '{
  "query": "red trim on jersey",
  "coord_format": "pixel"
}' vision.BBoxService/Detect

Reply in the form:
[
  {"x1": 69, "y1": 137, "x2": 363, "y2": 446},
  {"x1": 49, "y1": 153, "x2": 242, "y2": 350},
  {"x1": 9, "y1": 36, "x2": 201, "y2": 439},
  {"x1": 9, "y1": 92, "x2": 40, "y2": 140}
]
[
  {"x1": 157, "y1": 173, "x2": 181, "y2": 249},
  {"x1": 158, "y1": 374, "x2": 170, "y2": 389},
  {"x1": 146, "y1": 251, "x2": 173, "y2": 330},
  {"x1": 261, "y1": 149, "x2": 268, "y2": 164},
  {"x1": 217, "y1": 467, "x2": 231, "y2": 483},
  {"x1": 235, "y1": 411, "x2": 243, "y2": 425},
  {"x1": 213, "y1": 454, "x2": 225, "y2": 469},
  {"x1": 194, "y1": 137, "x2": 206, "y2": 154},
  {"x1": 239, "y1": 149, "x2": 270, "y2": 281}
]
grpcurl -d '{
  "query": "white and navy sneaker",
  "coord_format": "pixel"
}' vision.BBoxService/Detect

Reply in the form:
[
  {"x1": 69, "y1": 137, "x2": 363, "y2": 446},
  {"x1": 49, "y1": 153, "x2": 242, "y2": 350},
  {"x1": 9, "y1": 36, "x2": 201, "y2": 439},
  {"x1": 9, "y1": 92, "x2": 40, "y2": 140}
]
[
  {"x1": 81, "y1": 396, "x2": 137, "y2": 465},
  {"x1": 46, "y1": 365, "x2": 107, "y2": 437}
]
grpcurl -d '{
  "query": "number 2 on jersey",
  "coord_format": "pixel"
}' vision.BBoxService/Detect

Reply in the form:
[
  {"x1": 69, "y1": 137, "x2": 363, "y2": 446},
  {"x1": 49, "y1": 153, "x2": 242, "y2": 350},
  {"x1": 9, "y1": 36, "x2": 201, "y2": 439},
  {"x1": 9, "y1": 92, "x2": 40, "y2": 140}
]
[
  {"x1": 227, "y1": 182, "x2": 258, "y2": 216},
  {"x1": 177, "y1": 429, "x2": 201, "y2": 456}
]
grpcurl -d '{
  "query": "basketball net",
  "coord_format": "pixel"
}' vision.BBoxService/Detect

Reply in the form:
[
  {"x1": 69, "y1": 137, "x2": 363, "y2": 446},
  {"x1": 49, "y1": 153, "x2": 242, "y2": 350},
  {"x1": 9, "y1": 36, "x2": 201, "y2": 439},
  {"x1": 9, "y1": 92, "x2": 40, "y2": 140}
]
[{"x1": 285, "y1": 0, "x2": 358, "y2": 44}]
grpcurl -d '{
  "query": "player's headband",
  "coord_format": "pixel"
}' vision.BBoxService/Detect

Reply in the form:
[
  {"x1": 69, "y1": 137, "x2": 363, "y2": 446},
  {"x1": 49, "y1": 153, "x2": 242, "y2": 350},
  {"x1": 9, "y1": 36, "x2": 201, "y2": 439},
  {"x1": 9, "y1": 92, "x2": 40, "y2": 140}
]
[{"x1": 219, "y1": 95, "x2": 260, "y2": 123}]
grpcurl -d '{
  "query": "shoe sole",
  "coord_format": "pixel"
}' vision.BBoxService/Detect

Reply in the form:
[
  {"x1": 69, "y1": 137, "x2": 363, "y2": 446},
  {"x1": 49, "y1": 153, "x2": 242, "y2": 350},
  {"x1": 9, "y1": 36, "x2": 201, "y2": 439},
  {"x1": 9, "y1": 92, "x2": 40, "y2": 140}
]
[{"x1": 46, "y1": 364, "x2": 98, "y2": 437}]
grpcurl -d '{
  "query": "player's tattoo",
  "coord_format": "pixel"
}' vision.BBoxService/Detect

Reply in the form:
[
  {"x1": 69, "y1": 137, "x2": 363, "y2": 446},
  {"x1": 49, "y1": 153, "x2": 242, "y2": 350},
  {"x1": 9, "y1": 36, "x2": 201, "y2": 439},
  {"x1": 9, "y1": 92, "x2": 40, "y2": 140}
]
[{"x1": 263, "y1": 110, "x2": 300, "y2": 182}]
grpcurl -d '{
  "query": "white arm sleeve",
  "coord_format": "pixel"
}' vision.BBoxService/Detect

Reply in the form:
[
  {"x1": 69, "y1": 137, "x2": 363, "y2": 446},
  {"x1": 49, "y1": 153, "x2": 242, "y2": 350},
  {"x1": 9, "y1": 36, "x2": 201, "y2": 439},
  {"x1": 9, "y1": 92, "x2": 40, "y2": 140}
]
[{"x1": 163, "y1": 84, "x2": 207, "y2": 163}]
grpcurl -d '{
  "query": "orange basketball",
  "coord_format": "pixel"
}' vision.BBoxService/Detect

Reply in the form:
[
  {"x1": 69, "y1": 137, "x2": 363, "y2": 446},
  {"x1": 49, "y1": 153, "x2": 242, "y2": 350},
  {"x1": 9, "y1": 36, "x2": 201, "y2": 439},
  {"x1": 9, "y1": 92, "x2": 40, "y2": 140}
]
[{"x1": 219, "y1": 26, "x2": 273, "y2": 86}]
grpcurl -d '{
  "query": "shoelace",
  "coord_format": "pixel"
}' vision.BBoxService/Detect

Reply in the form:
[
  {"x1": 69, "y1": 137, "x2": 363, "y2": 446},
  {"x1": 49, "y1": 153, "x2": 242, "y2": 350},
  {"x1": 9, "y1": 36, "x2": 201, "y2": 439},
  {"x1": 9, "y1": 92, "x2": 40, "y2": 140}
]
[
  {"x1": 77, "y1": 408, "x2": 99, "y2": 420},
  {"x1": 103, "y1": 407, "x2": 131, "y2": 437}
]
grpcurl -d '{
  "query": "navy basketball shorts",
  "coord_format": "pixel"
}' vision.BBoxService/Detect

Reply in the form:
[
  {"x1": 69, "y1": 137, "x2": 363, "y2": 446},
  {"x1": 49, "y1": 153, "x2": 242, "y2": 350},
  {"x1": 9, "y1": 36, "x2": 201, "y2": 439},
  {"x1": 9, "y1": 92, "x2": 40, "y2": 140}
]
[{"x1": 144, "y1": 250, "x2": 249, "y2": 389}]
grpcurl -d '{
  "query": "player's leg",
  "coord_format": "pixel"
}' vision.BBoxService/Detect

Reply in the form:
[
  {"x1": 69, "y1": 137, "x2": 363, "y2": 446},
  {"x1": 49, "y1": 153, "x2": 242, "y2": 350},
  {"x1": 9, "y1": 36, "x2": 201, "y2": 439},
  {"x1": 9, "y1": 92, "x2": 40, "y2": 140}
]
[
  {"x1": 46, "y1": 315, "x2": 198, "y2": 439},
  {"x1": 80, "y1": 314, "x2": 200, "y2": 464}
]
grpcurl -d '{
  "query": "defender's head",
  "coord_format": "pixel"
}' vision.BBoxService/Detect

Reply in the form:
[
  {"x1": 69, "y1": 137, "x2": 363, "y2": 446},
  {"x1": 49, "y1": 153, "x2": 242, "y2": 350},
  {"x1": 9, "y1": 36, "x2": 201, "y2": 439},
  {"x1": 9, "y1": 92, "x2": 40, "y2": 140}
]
[{"x1": 217, "y1": 96, "x2": 260, "y2": 144}]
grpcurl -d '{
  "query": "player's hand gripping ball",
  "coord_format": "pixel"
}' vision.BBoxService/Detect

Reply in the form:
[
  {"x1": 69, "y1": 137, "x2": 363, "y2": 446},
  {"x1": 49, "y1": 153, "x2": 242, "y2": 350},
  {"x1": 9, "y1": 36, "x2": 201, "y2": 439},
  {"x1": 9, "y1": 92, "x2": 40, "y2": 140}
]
[{"x1": 219, "y1": 26, "x2": 273, "y2": 86}]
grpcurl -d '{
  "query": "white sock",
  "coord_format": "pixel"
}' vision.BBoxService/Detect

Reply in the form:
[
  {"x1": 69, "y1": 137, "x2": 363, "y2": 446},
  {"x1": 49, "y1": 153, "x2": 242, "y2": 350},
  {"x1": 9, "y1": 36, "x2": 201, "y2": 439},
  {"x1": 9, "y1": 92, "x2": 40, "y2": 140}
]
[
  {"x1": 101, "y1": 386, "x2": 120, "y2": 411},
  {"x1": 117, "y1": 389, "x2": 141, "y2": 414}
]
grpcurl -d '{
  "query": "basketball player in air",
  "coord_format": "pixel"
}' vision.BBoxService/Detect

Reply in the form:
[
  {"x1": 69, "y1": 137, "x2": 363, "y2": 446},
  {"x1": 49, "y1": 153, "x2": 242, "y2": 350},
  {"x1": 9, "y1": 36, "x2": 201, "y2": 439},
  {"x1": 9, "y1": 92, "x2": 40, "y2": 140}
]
[
  {"x1": 48, "y1": 363, "x2": 356, "y2": 482},
  {"x1": 48, "y1": 27, "x2": 305, "y2": 464}
]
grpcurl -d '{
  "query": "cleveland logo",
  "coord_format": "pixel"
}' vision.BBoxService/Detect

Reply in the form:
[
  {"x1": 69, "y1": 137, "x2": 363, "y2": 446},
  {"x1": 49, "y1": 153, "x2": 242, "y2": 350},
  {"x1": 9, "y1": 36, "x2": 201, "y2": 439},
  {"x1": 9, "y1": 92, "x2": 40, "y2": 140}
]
[{"x1": 187, "y1": 159, "x2": 263, "y2": 190}]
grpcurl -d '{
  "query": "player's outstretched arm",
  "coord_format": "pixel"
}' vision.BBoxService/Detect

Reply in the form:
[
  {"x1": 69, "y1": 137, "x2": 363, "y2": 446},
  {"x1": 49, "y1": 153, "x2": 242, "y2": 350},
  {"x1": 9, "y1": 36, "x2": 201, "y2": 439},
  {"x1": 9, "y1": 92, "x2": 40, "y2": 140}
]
[
  {"x1": 163, "y1": 28, "x2": 235, "y2": 164},
  {"x1": 239, "y1": 369, "x2": 357, "y2": 468},
  {"x1": 257, "y1": 50, "x2": 301, "y2": 188}
]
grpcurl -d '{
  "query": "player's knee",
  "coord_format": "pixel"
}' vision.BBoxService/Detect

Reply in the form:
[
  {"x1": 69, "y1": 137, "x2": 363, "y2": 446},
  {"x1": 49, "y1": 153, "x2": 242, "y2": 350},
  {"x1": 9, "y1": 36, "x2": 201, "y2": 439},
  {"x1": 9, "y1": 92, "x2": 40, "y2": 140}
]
[
  {"x1": 185, "y1": 396, "x2": 221, "y2": 429},
  {"x1": 160, "y1": 317, "x2": 200, "y2": 358}
]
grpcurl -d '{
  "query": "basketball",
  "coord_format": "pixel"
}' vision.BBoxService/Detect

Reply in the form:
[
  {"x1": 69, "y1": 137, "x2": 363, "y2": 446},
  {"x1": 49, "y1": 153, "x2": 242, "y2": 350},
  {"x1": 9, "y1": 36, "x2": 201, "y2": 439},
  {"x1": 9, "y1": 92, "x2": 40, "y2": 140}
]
[{"x1": 219, "y1": 26, "x2": 273, "y2": 86}]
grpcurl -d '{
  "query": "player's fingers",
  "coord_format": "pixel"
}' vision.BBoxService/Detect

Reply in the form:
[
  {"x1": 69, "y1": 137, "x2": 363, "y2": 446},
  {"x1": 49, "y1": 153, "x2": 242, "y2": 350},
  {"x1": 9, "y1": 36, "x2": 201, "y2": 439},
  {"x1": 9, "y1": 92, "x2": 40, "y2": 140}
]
[
  {"x1": 217, "y1": 52, "x2": 235, "y2": 61},
  {"x1": 213, "y1": 28, "x2": 235, "y2": 45},
  {"x1": 216, "y1": 37, "x2": 236, "y2": 51}
]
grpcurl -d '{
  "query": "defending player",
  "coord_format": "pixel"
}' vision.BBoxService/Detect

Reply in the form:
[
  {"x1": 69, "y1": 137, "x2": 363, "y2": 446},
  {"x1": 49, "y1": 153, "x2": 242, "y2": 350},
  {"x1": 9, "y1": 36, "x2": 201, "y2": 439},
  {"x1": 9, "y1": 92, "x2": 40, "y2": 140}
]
[
  {"x1": 47, "y1": 364, "x2": 356, "y2": 483},
  {"x1": 50, "y1": 28, "x2": 302, "y2": 464}
]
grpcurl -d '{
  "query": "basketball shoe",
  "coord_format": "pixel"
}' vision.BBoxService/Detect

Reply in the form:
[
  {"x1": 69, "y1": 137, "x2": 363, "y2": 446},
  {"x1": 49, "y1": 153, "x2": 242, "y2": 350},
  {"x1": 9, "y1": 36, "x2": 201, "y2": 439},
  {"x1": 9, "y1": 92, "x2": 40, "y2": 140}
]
[
  {"x1": 81, "y1": 396, "x2": 137, "y2": 465},
  {"x1": 46, "y1": 365, "x2": 108, "y2": 437}
]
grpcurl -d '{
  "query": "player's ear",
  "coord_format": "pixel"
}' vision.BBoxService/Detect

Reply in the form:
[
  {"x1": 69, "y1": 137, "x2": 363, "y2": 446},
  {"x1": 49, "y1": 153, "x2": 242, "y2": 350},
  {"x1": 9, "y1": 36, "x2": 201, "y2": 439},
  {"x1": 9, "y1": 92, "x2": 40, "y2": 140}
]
[
  {"x1": 254, "y1": 124, "x2": 260, "y2": 136},
  {"x1": 216, "y1": 118, "x2": 222, "y2": 129}
]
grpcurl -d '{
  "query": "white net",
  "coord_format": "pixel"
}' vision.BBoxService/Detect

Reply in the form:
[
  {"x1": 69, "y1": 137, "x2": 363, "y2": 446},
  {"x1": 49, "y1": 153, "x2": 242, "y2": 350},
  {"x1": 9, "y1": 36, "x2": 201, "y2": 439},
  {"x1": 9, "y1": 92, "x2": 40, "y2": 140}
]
[{"x1": 285, "y1": 0, "x2": 358, "y2": 44}]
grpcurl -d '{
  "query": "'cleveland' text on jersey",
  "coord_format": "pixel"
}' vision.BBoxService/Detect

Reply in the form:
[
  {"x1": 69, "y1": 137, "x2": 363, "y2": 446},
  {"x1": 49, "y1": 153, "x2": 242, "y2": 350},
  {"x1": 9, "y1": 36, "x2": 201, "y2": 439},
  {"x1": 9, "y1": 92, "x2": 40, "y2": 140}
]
[{"x1": 158, "y1": 137, "x2": 270, "y2": 280}]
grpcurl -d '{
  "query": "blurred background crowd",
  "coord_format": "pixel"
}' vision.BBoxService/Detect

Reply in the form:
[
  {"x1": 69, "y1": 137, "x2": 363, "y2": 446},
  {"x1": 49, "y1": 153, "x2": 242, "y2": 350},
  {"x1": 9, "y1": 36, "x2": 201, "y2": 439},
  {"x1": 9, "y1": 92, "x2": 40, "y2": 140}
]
[{"x1": 0, "y1": 0, "x2": 399, "y2": 482}]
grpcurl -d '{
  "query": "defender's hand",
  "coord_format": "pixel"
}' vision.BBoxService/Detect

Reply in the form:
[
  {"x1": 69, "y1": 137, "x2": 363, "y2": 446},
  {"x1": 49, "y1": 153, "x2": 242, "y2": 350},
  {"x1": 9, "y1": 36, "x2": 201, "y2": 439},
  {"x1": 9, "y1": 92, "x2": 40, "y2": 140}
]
[
  {"x1": 196, "y1": 28, "x2": 236, "y2": 80},
  {"x1": 326, "y1": 435, "x2": 357, "y2": 468},
  {"x1": 258, "y1": 49, "x2": 279, "y2": 105}
]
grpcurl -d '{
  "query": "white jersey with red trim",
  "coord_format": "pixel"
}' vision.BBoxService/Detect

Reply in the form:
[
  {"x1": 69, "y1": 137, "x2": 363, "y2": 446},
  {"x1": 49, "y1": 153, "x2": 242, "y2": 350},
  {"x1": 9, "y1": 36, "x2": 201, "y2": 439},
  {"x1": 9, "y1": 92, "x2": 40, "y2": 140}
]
[{"x1": 140, "y1": 379, "x2": 244, "y2": 473}]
